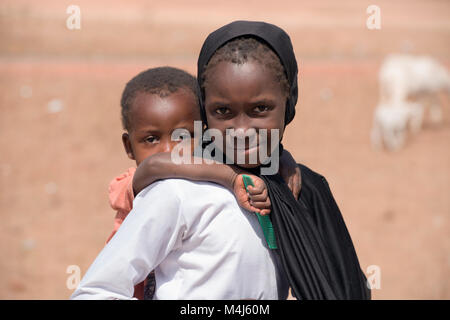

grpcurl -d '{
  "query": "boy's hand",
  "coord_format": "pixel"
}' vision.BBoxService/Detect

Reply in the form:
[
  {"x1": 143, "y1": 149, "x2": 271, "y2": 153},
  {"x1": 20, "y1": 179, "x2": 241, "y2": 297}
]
[
  {"x1": 279, "y1": 149, "x2": 302, "y2": 199},
  {"x1": 232, "y1": 173, "x2": 271, "y2": 216}
]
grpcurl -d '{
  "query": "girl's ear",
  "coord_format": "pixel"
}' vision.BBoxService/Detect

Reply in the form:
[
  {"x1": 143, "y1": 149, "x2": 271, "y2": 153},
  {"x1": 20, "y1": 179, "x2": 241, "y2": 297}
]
[{"x1": 122, "y1": 133, "x2": 135, "y2": 160}]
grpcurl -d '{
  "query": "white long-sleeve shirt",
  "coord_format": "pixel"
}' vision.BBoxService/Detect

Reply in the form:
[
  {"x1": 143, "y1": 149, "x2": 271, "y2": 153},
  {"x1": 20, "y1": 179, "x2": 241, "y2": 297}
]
[{"x1": 71, "y1": 179, "x2": 288, "y2": 300}]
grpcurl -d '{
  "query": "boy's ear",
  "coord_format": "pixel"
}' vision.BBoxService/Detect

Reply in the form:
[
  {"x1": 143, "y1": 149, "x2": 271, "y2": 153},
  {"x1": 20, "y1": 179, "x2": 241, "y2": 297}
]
[{"x1": 122, "y1": 133, "x2": 135, "y2": 160}]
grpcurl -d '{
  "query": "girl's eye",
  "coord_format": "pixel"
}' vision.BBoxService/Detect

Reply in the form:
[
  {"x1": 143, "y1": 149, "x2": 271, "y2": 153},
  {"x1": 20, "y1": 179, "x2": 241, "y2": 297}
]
[
  {"x1": 145, "y1": 136, "x2": 159, "y2": 144},
  {"x1": 215, "y1": 107, "x2": 230, "y2": 115},
  {"x1": 254, "y1": 105, "x2": 270, "y2": 113}
]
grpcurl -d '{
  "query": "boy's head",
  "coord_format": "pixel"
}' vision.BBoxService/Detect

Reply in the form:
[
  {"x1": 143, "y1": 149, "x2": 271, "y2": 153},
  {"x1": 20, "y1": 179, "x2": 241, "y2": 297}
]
[{"x1": 121, "y1": 67, "x2": 201, "y2": 165}]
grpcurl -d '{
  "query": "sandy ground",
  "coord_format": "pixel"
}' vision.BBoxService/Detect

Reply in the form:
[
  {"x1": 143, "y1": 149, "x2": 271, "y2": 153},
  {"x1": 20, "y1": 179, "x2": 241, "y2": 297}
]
[{"x1": 0, "y1": 0, "x2": 449, "y2": 299}]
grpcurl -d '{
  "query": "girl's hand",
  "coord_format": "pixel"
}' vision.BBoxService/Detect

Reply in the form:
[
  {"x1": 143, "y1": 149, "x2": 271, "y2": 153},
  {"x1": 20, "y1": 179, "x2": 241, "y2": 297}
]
[
  {"x1": 279, "y1": 149, "x2": 302, "y2": 199},
  {"x1": 232, "y1": 173, "x2": 271, "y2": 216}
]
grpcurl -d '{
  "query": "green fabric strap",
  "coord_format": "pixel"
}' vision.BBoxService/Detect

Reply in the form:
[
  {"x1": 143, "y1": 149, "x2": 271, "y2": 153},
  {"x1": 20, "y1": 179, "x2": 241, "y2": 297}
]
[{"x1": 242, "y1": 175, "x2": 277, "y2": 249}]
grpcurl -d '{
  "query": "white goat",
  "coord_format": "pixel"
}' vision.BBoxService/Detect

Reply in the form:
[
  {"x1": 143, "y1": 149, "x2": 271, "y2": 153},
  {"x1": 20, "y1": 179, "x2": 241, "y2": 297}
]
[
  {"x1": 371, "y1": 54, "x2": 449, "y2": 151},
  {"x1": 371, "y1": 101, "x2": 424, "y2": 151}
]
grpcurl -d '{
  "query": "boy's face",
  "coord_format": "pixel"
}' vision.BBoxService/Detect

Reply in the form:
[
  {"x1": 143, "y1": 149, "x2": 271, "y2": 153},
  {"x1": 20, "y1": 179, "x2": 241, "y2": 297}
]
[
  {"x1": 204, "y1": 61, "x2": 287, "y2": 168},
  {"x1": 123, "y1": 89, "x2": 201, "y2": 165}
]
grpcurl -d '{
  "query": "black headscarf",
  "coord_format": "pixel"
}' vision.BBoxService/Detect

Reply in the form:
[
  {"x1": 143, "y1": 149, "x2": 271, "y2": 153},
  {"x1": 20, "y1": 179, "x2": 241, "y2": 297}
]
[
  {"x1": 197, "y1": 20, "x2": 298, "y2": 126},
  {"x1": 197, "y1": 20, "x2": 370, "y2": 300}
]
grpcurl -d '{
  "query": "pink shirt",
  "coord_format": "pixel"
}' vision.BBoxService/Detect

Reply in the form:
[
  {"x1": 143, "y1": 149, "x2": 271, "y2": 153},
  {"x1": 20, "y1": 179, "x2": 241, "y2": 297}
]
[
  {"x1": 106, "y1": 167, "x2": 147, "y2": 300},
  {"x1": 106, "y1": 167, "x2": 136, "y2": 243}
]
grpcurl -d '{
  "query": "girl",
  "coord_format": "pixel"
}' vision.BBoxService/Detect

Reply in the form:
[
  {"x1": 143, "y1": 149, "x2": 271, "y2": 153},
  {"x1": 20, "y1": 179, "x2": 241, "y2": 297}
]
[{"x1": 195, "y1": 20, "x2": 371, "y2": 300}]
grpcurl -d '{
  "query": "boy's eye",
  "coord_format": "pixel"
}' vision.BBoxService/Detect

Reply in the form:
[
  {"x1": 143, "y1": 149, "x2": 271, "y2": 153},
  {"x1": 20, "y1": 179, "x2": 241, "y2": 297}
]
[
  {"x1": 215, "y1": 107, "x2": 231, "y2": 115},
  {"x1": 145, "y1": 136, "x2": 159, "y2": 144},
  {"x1": 253, "y1": 105, "x2": 270, "y2": 113}
]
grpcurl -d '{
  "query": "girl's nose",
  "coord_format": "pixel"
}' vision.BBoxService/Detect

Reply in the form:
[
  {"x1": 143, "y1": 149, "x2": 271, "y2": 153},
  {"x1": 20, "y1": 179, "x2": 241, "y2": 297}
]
[
  {"x1": 228, "y1": 113, "x2": 254, "y2": 132},
  {"x1": 229, "y1": 127, "x2": 257, "y2": 139}
]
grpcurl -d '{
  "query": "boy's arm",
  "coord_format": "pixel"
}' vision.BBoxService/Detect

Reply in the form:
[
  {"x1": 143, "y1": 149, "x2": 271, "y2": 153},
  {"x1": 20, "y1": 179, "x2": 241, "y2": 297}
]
[
  {"x1": 133, "y1": 152, "x2": 240, "y2": 196},
  {"x1": 133, "y1": 152, "x2": 271, "y2": 214},
  {"x1": 71, "y1": 181, "x2": 184, "y2": 300},
  {"x1": 134, "y1": 150, "x2": 300, "y2": 199},
  {"x1": 133, "y1": 150, "x2": 301, "y2": 214}
]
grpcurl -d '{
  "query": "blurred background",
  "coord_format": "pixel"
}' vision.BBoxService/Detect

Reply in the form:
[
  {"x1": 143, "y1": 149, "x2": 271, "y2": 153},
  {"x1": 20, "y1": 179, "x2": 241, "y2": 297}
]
[{"x1": 0, "y1": 0, "x2": 449, "y2": 299}]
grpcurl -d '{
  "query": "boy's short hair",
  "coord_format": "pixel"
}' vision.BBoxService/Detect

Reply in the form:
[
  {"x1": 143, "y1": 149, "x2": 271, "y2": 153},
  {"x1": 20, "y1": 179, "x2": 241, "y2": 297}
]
[{"x1": 121, "y1": 66, "x2": 199, "y2": 131}]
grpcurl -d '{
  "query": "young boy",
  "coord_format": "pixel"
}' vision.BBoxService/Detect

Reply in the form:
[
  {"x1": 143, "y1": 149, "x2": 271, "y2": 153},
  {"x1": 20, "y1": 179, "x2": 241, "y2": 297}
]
[
  {"x1": 72, "y1": 66, "x2": 301, "y2": 300},
  {"x1": 104, "y1": 66, "x2": 301, "y2": 299}
]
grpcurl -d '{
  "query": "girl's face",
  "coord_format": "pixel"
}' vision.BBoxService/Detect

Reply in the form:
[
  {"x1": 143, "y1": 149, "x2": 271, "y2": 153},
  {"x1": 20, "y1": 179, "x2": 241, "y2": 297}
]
[{"x1": 204, "y1": 60, "x2": 287, "y2": 168}]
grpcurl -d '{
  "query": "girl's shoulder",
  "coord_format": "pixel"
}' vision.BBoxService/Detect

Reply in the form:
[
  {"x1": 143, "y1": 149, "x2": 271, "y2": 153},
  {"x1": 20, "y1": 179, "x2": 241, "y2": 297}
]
[
  {"x1": 296, "y1": 163, "x2": 342, "y2": 223},
  {"x1": 297, "y1": 163, "x2": 327, "y2": 185},
  {"x1": 296, "y1": 163, "x2": 336, "y2": 201}
]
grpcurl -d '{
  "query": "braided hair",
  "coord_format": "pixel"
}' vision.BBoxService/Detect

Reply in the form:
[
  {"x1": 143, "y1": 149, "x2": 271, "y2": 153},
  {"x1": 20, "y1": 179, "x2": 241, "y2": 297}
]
[{"x1": 202, "y1": 37, "x2": 290, "y2": 99}]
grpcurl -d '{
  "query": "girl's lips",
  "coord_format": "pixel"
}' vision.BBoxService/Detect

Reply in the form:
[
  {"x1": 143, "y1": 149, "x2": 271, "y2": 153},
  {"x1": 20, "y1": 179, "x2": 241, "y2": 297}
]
[
  {"x1": 232, "y1": 138, "x2": 259, "y2": 151},
  {"x1": 235, "y1": 145, "x2": 260, "y2": 161}
]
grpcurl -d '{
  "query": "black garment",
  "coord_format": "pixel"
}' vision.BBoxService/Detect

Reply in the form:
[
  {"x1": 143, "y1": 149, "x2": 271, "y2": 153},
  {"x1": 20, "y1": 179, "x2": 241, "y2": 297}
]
[
  {"x1": 259, "y1": 164, "x2": 371, "y2": 300},
  {"x1": 197, "y1": 20, "x2": 298, "y2": 127},
  {"x1": 197, "y1": 20, "x2": 370, "y2": 299},
  {"x1": 144, "y1": 271, "x2": 156, "y2": 300}
]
